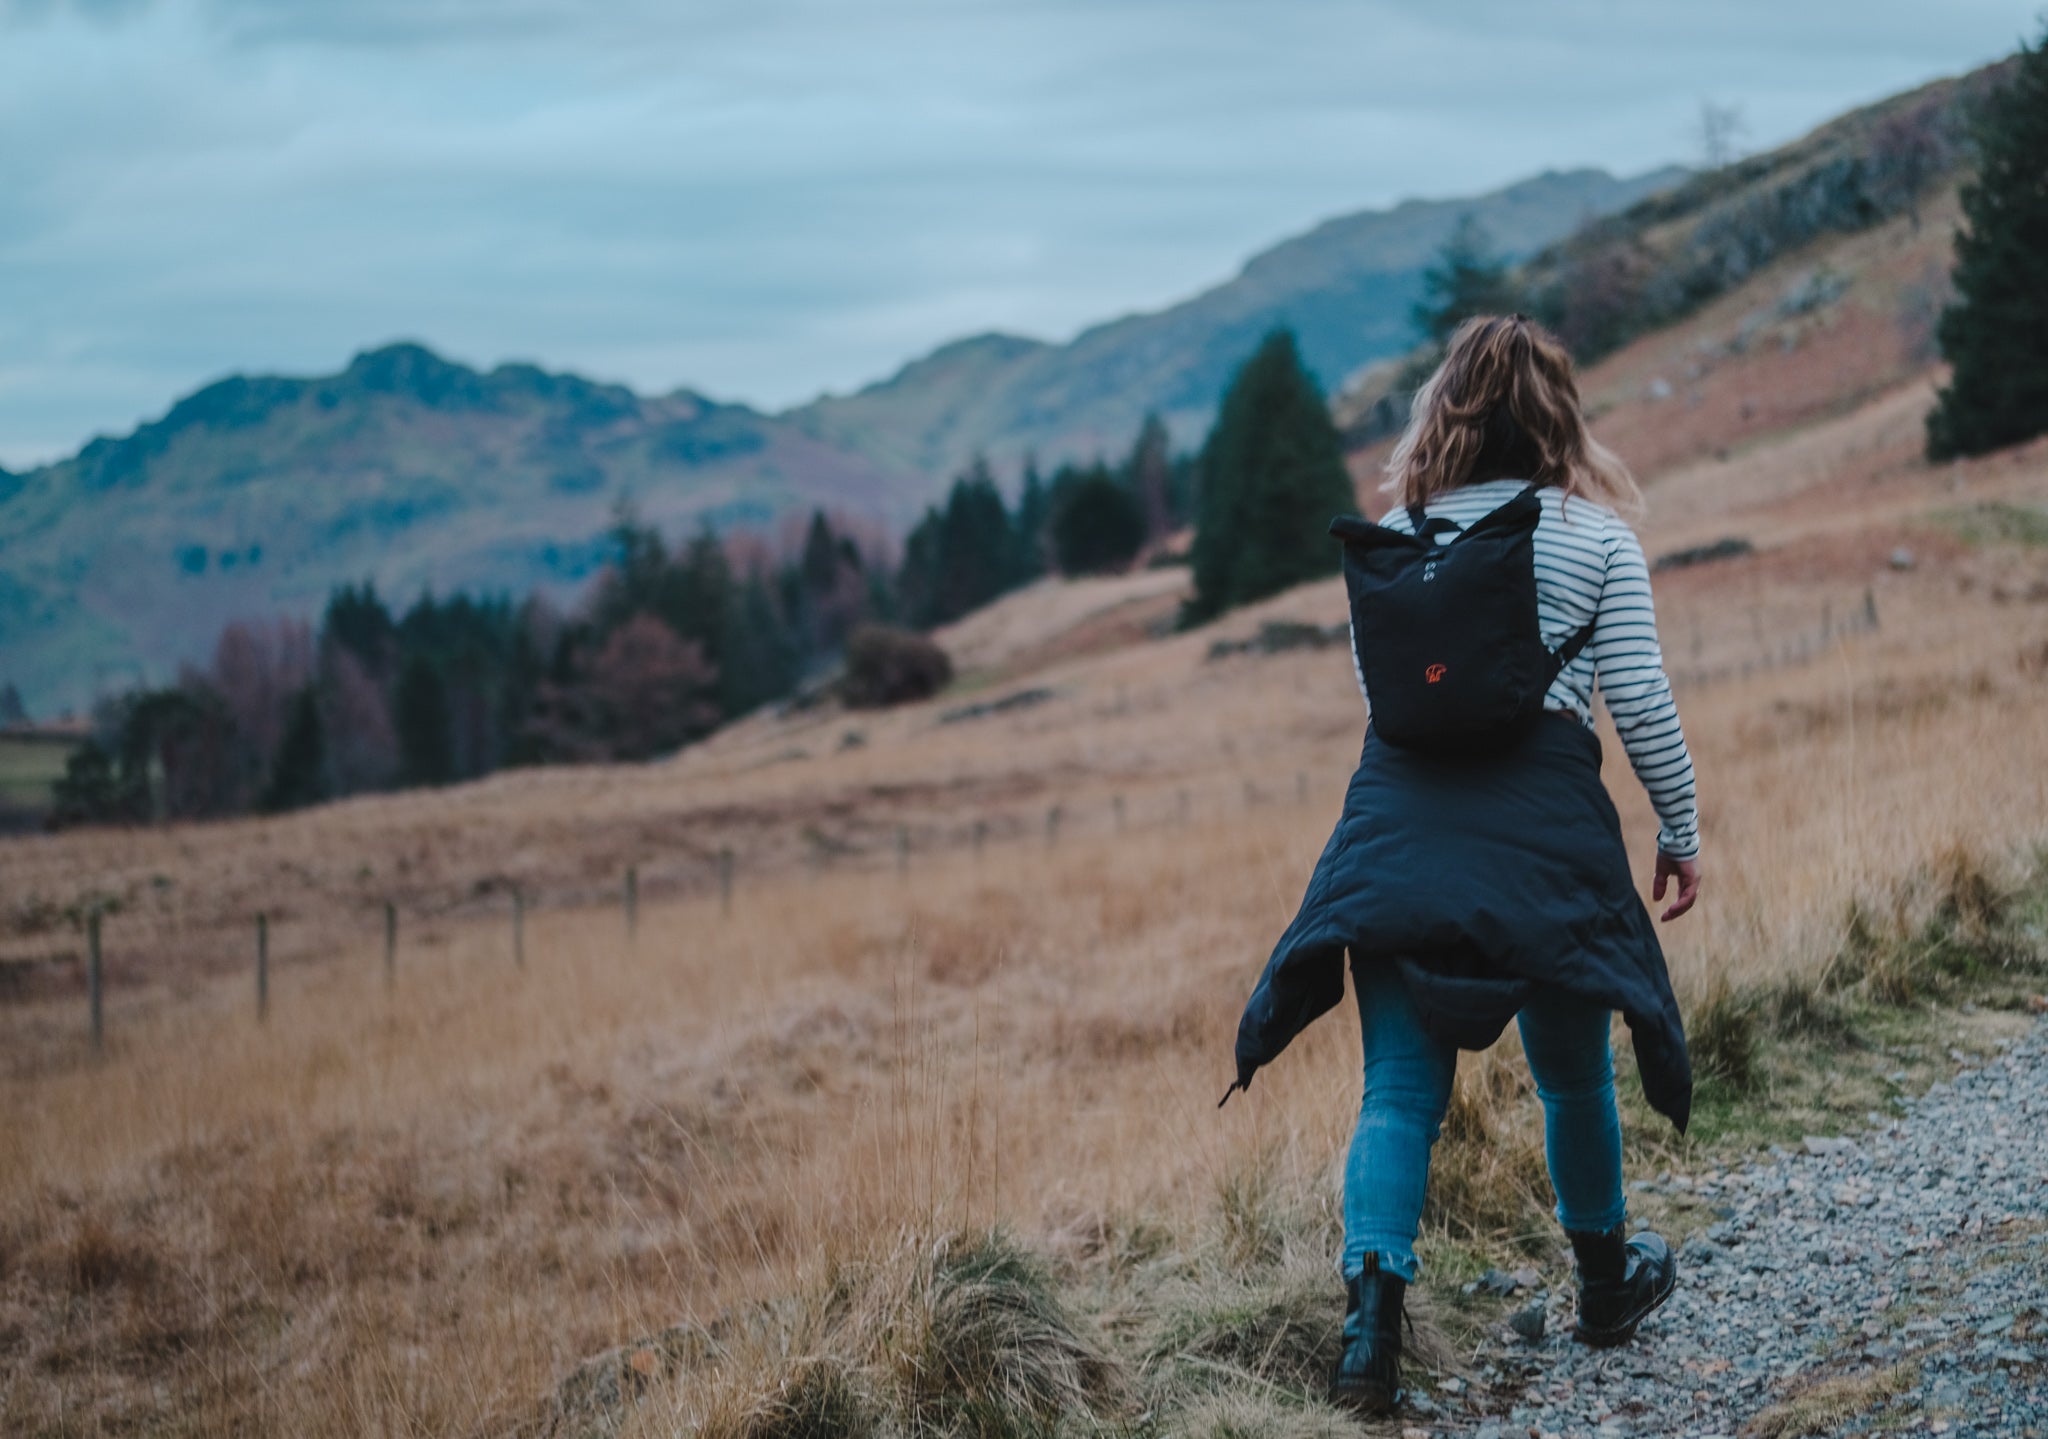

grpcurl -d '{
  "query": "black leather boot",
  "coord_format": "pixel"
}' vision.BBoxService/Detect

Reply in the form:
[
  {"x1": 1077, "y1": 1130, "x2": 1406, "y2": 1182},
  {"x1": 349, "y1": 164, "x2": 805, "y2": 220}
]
[
  {"x1": 1330, "y1": 1253, "x2": 1405, "y2": 1415},
  {"x1": 1566, "y1": 1223, "x2": 1677, "y2": 1347}
]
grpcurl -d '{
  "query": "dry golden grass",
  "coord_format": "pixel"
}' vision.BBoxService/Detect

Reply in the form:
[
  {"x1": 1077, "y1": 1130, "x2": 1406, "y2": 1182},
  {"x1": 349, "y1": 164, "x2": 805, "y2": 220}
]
[
  {"x1": 5, "y1": 207, "x2": 2048, "y2": 1432},
  {"x1": 1742, "y1": 1361, "x2": 1918, "y2": 1438}
]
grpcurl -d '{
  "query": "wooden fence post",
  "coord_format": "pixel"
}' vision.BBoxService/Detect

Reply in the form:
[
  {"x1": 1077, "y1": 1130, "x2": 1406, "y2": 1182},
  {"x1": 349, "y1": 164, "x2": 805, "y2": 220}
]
[
  {"x1": 1045, "y1": 806, "x2": 1061, "y2": 848},
  {"x1": 88, "y1": 907, "x2": 103, "y2": 1052},
  {"x1": 512, "y1": 887, "x2": 526, "y2": 969},
  {"x1": 625, "y1": 866, "x2": 639, "y2": 939},
  {"x1": 384, "y1": 901, "x2": 397, "y2": 990},
  {"x1": 719, "y1": 848, "x2": 735, "y2": 917},
  {"x1": 1864, "y1": 588, "x2": 1879, "y2": 630},
  {"x1": 256, "y1": 912, "x2": 269, "y2": 1023}
]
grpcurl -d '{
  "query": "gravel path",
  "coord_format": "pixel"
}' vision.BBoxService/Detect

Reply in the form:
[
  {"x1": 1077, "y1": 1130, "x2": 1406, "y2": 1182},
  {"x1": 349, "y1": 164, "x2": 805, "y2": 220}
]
[{"x1": 1418, "y1": 1019, "x2": 2048, "y2": 1438}]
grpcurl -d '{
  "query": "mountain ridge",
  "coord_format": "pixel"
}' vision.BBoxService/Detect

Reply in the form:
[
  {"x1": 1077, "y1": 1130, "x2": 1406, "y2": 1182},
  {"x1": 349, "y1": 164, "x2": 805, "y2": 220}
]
[
  {"x1": 784, "y1": 165, "x2": 1686, "y2": 478},
  {"x1": 0, "y1": 164, "x2": 1681, "y2": 715}
]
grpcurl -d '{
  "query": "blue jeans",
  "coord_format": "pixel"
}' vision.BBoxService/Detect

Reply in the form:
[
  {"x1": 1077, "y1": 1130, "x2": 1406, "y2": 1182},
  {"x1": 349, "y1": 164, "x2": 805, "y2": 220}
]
[{"x1": 1341, "y1": 963, "x2": 1627, "y2": 1282}]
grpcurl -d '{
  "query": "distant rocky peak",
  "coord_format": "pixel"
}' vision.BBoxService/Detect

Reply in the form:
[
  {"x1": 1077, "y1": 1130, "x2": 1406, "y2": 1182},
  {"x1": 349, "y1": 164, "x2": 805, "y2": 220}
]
[
  {"x1": 853, "y1": 331, "x2": 1051, "y2": 396},
  {"x1": 342, "y1": 341, "x2": 491, "y2": 409}
]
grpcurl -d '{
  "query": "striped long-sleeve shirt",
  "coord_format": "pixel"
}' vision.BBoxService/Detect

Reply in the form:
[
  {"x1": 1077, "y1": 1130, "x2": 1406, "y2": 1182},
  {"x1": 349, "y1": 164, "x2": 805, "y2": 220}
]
[{"x1": 1351, "y1": 478, "x2": 1701, "y2": 860}]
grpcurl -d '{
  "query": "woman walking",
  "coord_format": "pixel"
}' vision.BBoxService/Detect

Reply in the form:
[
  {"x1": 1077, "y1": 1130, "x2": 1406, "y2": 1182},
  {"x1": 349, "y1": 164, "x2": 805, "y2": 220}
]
[{"x1": 1224, "y1": 314, "x2": 1702, "y2": 1415}]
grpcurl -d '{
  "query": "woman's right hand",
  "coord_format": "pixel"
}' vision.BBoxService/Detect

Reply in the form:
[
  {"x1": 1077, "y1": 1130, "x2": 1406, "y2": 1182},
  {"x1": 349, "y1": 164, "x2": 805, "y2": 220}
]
[{"x1": 1654, "y1": 852, "x2": 1700, "y2": 922}]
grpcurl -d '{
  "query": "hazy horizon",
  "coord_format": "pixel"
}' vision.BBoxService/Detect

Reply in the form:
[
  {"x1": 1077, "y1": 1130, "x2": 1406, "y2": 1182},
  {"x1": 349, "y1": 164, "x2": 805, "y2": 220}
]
[{"x1": 2, "y1": 0, "x2": 2040, "y2": 469}]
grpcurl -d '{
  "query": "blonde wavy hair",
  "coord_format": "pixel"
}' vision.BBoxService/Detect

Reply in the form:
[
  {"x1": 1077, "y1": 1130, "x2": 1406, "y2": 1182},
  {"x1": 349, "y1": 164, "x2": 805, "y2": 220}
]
[{"x1": 1382, "y1": 313, "x2": 1642, "y2": 517}]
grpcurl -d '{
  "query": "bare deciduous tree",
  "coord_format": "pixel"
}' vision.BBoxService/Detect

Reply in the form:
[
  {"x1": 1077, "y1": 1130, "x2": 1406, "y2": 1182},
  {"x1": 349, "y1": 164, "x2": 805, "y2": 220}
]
[{"x1": 1696, "y1": 99, "x2": 1748, "y2": 169}]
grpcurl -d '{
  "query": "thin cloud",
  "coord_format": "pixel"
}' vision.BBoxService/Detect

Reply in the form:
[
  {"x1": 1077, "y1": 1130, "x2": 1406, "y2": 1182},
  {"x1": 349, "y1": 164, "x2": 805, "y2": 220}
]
[{"x1": 0, "y1": 0, "x2": 2037, "y2": 468}]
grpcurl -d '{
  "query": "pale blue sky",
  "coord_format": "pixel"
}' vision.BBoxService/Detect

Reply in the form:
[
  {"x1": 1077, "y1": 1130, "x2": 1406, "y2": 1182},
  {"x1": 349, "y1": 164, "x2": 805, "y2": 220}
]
[{"x1": 0, "y1": 0, "x2": 2039, "y2": 468}]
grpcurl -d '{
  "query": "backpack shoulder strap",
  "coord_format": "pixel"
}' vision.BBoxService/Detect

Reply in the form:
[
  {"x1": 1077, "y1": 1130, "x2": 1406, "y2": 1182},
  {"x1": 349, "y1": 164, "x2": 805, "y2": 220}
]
[
  {"x1": 1329, "y1": 513, "x2": 1427, "y2": 550},
  {"x1": 1405, "y1": 499, "x2": 1467, "y2": 545},
  {"x1": 1547, "y1": 616, "x2": 1598, "y2": 678}
]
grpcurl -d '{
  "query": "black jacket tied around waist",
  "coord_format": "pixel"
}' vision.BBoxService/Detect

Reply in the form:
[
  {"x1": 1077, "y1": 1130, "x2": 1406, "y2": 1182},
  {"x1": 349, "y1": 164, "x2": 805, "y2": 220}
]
[{"x1": 1229, "y1": 713, "x2": 1692, "y2": 1131}]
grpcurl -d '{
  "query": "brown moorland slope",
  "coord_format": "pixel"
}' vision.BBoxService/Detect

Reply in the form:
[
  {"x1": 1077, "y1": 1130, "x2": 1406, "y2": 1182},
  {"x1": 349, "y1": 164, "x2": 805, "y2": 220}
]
[{"x1": 3, "y1": 190, "x2": 2048, "y2": 1434}]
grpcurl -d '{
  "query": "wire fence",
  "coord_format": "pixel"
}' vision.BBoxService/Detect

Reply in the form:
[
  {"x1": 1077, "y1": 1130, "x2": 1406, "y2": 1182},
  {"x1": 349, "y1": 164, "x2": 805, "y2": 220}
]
[
  {"x1": 1666, "y1": 588, "x2": 1880, "y2": 690},
  {"x1": 65, "y1": 766, "x2": 1334, "y2": 1054},
  {"x1": 60, "y1": 588, "x2": 1885, "y2": 1052}
]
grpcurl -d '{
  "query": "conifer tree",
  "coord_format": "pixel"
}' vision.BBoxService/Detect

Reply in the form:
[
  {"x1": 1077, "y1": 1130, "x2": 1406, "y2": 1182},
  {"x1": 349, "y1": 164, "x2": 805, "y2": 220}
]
[
  {"x1": 897, "y1": 459, "x2": 1019, "y2": 626},
  {"x1": 1927, "y1": 29, "x2": 2048, "y2": 459},
  {"x1": 719, "y1": 572, "x2": 798, "y2": 717},
  {"x1": 1186, "y1": 329, "x2": 1355, "y2": 623},
  {"x1": 261, "y1": 685, "x2": 329, "y2": 812},
  {"x1": 322, "y1": 582, "x2": 397, "y2": 676},
  {"x1": 1412, "y1": 214, "x2": 1517, "y2": 347},
  {"x1": 1013, "y1": 456, "x2": 1050, "y2": 580},
  {"x1": 1049, "y1": 464, "x2": 1145, "y2": 575},
  {"x1": 395, "y1": 656, "x2": 453, "y2": 787},
  {"x1": 1126, "y1": 413, "x2": 1174, "y2": 541},
  {"x1": 659, "y1": 527, "x2": 734, "y2": 664}
]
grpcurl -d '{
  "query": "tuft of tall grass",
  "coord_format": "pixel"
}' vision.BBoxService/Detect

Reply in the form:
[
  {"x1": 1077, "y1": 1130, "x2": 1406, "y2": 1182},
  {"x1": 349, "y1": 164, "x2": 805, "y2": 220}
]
[
  {"x1": 904, "y1": 1233, "x2": 1133, "y2": 1435},
  {"x1": 1144, "y1": 1254, "x2": 1345, "y2": 1397},
  {"x1": 1830, "y1": 845, "x2": 2045, "y2": 1005},
  {"x1": 1423, "y1": 1048, "x2": 1551, "y2": 1245},
  {"x1": 1689, "y1": 977, "x2": 1761, "y2": 1093},
  {"x1": 702, "y1": 1358, "x2": 878, "y2": 1439},
  {"x1": 691, "y1": 1229, "x2": 1133, "y2": 1439}
]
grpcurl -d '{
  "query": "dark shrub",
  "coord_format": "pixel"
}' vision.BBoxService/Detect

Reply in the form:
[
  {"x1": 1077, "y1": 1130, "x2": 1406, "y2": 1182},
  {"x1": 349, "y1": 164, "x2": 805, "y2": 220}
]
[
  {"x1": 841, "y1": 625, "x2": 953, "y2": 709},
  {"x1": 1048, "y1": 470, "x2": 1145, "y2": 576}
]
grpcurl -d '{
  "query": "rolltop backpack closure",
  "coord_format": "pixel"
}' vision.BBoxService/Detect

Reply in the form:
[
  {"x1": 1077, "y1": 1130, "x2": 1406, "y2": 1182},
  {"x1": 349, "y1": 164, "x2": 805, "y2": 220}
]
[{"x1": 1331, "y1": 483, "x2": 1594, "y2": 754}]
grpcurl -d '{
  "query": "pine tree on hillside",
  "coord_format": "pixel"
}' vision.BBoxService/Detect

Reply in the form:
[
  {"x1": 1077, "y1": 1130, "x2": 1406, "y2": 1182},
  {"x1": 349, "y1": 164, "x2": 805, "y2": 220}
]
[
  {"x1": 1412, "y1": 214, "x2": 1517, "y2": 347},
  {"x1": 261, "y1": 686, "x2": 329, "y2": 813},
  {"x1": 1048, "y1": 465, "x2": 1145, "y2": 575},
  {"x1": 1014, "y1": 456, "x2": 1050, "y2": 580},
  {"x1": 595, "y1": 501, "x2": 670, "y2": 633},
  {"x1": 1927, "y1": 28, "x2": 2048, "y2": 459},
  {"x1": 897, "y1": 459, "x2": 1020, "y2": 627},
  {"x1": 661, "y1": 528, "x2": 735, "y2": 664},
  {"x1": 395, "y1": 656, "x2": 453, "y2": 787},
  {"x1": 800, "y1": 510, "x2": 841, "y2": 598},
  {"x1": 719, "y1": 572, "x2": 798, "y2": 717},
  {"x1": 1126, "y1": 413, "x2": 1174, "y2": 541},
  {"x1": 322, "y1": 582, "x2": 397, "y2": 676},
  {"x1": 938, "y1": 458, "x2": 1017, "y2": 613},
  {"x1": 1186, "y1": 329, "x2": 1355, "y2": 624}
]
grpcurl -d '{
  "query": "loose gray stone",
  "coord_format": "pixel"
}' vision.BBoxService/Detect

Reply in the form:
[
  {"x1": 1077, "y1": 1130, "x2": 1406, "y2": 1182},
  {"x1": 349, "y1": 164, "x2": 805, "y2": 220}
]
[
  {"x1": 1509, "y1": 1302, "x2": 1547, "y2": 1341},
  {"x1": 1455, "y1": 1013, "x2": 2048, "y2": 1436}
]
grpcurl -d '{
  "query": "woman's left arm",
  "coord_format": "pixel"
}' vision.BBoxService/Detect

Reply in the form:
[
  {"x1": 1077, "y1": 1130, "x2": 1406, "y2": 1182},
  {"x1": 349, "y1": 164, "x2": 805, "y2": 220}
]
[{"x1": 1590, "y1": 524, "x2": 1701, "y2": 869}]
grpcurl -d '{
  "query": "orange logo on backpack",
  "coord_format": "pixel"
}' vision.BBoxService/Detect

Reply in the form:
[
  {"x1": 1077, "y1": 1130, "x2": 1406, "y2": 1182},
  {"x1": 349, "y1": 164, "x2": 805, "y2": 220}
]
[{"x1": 1425, "y1": 663, "x2": 1447, "y2": 684}]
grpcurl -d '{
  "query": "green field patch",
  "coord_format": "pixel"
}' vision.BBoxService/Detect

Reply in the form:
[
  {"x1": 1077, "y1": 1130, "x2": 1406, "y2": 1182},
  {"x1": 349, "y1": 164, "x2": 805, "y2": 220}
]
[
  {"x1": 0, "y1": 733, "x2": 76, "y2": 807},
  {"x1": 1935, "y1": 501, "x2": 2048, "y2": 548}
]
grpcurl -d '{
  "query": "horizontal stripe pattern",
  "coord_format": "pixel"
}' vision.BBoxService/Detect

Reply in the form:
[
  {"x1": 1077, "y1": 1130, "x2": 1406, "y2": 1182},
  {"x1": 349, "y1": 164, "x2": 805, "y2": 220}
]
[{"x1": 1355, "y1": 479, "x2": 1700, "y2": 860}]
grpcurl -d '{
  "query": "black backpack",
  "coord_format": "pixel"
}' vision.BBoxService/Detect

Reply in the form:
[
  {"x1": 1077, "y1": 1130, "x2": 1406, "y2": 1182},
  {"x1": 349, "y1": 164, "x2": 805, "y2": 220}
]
[{"x1": 1330, "y1": 483, "x2": 1594, "y2": 753}]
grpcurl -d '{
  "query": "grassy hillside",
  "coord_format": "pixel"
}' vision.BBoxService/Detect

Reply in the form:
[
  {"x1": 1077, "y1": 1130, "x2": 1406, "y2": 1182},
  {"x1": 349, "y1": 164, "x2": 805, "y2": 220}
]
[
  {"x1": 1335, "y1": 63, "x2": 2004, "y2": 444},
  {"x1": 0, "y1": 343, "x2": 907, "y2": 716}
]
